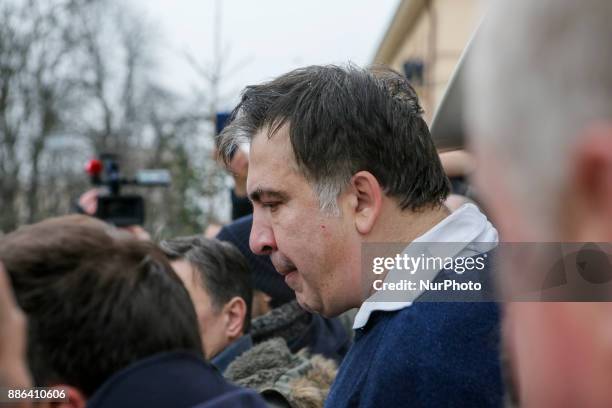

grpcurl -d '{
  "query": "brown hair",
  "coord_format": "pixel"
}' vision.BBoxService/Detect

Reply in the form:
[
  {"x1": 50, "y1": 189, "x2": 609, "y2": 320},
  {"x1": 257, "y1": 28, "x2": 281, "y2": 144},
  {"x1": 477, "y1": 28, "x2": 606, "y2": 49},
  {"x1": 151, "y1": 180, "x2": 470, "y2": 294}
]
[{"x1": 0, "y1": 219, "x2": 202, "y2": 396}]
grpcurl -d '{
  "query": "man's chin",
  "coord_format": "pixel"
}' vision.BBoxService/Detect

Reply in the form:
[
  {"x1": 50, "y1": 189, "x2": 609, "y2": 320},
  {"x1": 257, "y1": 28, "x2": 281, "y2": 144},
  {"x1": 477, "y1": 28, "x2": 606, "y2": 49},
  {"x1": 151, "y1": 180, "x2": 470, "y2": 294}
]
[
  {"x1": 295, "y1": 294, "x2": 320, "y2": 315},
  {"x1": 295, "y1": 294, "x2": 341, "y2": 318},
  {"x1": 295, "y1": 295, "x2": 312, "y2": 312}
]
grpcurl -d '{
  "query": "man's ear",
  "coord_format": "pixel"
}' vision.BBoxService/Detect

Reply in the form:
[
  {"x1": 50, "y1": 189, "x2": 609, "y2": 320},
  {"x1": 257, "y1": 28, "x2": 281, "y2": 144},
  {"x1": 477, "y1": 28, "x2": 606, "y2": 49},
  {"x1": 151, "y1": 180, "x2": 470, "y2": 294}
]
[
  {"x1": 569, "y1": 124, "x2": 612, "y2": 240},
  {"x1": 348, "y1": 171, "x2": 383, "y2": 235},
  {"x1": 223, "y1": 297, "x2": 247, "y2": 341}
]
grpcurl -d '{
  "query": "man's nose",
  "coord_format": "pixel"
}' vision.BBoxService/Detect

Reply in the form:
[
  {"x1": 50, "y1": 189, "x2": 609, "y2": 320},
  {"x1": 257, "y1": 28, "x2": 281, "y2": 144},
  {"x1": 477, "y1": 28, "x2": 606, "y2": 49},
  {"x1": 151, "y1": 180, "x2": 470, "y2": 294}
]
[{"x1": 249, "y1": 214, "x2": 277, "y2": 255}]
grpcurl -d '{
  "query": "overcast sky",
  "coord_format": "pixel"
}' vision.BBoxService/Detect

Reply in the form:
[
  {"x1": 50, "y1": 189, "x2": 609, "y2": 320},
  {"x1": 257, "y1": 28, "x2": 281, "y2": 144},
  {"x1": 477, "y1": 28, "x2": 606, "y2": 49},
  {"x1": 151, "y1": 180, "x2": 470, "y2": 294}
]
[{"x1": 130, "y1": 0, "x2": 400, "y2": 111}]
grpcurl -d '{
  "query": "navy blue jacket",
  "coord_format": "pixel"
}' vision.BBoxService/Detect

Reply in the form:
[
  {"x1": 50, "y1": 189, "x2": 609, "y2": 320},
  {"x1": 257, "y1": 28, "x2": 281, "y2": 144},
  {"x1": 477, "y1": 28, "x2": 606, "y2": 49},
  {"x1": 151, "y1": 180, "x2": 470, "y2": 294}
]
[
  {"x1": 211, "y1": 334, "x2": 253, "y2": 373},
  {"x1": 288, "y1": 313, "x2": 351, "y2": 363},
  {"x1": 86, "y1": 352, "x2": 267, "y2": 408},
  {"x1": 325, "y1": 268, "x2": 503, "y2": 407}
]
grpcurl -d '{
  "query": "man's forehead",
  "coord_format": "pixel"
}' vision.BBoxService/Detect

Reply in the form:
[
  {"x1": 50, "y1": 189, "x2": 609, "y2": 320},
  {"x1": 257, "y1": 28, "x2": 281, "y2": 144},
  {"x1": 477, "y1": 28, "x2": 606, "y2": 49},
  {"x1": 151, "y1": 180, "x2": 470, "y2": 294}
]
[{"x1": 247, "y1": 125, "x2": 302, "y2": 193}]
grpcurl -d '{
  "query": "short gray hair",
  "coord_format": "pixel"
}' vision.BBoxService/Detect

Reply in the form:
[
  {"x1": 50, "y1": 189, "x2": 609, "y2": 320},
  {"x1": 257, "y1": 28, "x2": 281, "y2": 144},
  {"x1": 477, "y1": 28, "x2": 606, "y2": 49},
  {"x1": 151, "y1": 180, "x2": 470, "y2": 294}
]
[{"x1": 465, "y1": 0, "x2": 612, "y2": 226}]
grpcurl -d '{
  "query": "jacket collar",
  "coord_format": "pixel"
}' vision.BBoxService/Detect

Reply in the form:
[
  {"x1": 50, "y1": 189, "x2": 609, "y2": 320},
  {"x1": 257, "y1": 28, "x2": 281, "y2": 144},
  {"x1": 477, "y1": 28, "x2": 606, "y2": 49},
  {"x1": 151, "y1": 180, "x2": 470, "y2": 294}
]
[
  {"x1": 211, "y1": 335, "x2": 253, "y2": 374},
  {"x1": 352, "y1": 204, "x2": 498, "y2": 329},
  {"x1": 86, "y1": 351, "x2": 251, "y2": 408}
]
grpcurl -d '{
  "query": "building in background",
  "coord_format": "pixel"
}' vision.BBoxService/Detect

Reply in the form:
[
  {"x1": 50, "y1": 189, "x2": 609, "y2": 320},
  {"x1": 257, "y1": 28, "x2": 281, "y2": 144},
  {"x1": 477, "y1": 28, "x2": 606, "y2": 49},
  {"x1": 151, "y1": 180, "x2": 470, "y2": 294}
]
[{"x1": 373, "y1": 0, "x2": 482, "y2": 123}]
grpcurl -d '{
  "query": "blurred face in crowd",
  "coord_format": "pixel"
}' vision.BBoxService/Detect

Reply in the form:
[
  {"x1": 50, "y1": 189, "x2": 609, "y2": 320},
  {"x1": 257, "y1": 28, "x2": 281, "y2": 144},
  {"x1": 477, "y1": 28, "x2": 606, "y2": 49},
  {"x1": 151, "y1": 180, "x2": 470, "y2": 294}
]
[
  {"x1": 171, "y1": 259, "x2": 245, "y2": 359},
  {"x1": 474, "y1": 125, "x2": 612, "y2": 408},
  {"x1": 247, "y1": 127, "x2": 365, "y2": 318},
  {"x1": 466, "y1": 2, "x2": 612, "y2": 405}
]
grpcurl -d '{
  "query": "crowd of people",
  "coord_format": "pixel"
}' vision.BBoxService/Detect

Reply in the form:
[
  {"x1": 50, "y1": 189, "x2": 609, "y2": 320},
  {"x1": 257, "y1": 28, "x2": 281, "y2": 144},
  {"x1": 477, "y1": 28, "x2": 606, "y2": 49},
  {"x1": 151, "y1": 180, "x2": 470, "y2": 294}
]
[{"x1": 1, "y1": 0, "x2": 612, "y2": 406}]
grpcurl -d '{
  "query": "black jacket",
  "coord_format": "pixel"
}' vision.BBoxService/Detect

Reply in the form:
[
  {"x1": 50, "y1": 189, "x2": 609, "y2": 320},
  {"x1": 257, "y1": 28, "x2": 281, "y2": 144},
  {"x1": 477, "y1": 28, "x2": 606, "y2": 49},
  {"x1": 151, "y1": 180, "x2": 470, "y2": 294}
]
[{"x1": 86, "y1": 352, "x2": 267, "y2": 408}]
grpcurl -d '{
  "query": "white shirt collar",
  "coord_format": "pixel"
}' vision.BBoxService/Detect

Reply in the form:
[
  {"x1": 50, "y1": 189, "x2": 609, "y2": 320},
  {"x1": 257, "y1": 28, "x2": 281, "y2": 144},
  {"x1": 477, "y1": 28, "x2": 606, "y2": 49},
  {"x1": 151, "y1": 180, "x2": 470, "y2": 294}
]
[{"x1": 352, "y1": 204, "x2": 498, "y2": 329}]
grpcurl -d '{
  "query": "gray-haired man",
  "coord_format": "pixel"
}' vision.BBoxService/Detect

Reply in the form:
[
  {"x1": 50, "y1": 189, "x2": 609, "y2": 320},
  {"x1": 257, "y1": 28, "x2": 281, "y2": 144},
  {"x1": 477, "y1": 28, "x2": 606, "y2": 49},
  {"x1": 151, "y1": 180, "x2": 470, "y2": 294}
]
[{"x1": 465, "y1": 0, "x2": 612, "y2": 406}]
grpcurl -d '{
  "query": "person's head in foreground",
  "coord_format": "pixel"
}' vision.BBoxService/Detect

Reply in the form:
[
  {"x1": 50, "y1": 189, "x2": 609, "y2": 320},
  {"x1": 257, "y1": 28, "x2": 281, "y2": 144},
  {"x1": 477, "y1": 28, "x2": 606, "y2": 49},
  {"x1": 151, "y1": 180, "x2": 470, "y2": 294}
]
[
  {"x1": 160, "y1": 236, "x2": 253, "y2": 363},
  {"x1": 0, "y1": 217, "x2": 203, "y2": 408},
  {"x1": 219, "y1": 65, "x2": 451, "y2": 318},
  {"x1": 0, "y1": 262, "x2": 32, "y2": 408},
  {"x1": 465, "y1": 0, "x2": 612, "y2": 406}
]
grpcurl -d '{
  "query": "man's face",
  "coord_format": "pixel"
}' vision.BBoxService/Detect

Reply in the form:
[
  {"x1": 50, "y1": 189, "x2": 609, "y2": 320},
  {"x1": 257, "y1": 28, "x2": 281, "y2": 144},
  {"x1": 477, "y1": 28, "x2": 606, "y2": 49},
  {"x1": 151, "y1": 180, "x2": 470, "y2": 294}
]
[
  {"x1": 171, "y1": 260, "x2": 230, "y2": 359},
  {"x1": 473, "y1": 146, "x2": 557, "y2": 405},
  {"x1": 247, "y1": 127, "x2": 361, "y2": 317},
  {"x1": 501, "y1": 302, "x2": 608, "y2": 408},
  {"x1": 473, "y1": 144, "x2": 612, "y2": 407}
]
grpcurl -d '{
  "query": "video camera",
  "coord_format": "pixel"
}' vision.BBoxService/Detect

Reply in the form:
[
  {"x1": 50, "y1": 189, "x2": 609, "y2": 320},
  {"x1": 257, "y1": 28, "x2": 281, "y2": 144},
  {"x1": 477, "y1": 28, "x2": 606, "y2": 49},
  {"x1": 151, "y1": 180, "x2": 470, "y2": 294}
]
[{"x1": 85, "y1": 153, "x2": 171, "y2": 226}]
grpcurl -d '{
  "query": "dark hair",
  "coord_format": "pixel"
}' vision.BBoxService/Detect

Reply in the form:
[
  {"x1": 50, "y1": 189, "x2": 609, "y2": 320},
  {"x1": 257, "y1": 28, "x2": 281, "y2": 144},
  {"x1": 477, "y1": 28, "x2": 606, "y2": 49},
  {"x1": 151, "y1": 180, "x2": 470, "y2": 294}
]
[
  {"x1": 0, "y1": 221, "x2": 203, "y2": 396},
  {"x1": 159, "y1": 236, "x2": 253, "y2": 334},
  {"x1": 219, "y1": 64, "x2": 450, "y2": 212}
]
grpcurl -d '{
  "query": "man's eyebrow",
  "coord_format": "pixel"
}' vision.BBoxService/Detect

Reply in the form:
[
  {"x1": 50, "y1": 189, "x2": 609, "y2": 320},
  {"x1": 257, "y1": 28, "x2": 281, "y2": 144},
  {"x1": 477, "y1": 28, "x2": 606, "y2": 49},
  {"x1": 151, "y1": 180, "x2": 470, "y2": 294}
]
[{"x1": 248, "y1": 188, "x2": 288, "y2": 203}]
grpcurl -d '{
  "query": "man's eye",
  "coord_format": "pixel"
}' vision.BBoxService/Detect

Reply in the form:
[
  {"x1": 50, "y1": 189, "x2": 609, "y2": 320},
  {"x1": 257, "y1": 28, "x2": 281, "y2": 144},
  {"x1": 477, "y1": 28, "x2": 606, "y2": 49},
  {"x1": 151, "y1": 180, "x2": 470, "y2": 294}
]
[{"x1": 262, "y1": 202, "x2": 280, "y2": 211}]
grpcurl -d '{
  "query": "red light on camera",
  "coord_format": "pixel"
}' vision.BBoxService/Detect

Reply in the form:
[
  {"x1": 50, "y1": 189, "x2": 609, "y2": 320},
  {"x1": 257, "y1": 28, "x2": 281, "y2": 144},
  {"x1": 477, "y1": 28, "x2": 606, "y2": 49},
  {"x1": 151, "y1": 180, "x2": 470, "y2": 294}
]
[{"x1": 85, "y1": 159, "x2": 103, "y2": 176}]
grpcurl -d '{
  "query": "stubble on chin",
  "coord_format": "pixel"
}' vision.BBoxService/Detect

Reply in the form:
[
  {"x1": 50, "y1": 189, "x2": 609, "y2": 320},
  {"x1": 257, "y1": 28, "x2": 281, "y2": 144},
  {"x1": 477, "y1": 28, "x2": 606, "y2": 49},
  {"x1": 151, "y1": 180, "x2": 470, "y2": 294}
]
[{"x1": 295, "y1": 291, "x2": 323, "y2": 315}]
